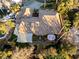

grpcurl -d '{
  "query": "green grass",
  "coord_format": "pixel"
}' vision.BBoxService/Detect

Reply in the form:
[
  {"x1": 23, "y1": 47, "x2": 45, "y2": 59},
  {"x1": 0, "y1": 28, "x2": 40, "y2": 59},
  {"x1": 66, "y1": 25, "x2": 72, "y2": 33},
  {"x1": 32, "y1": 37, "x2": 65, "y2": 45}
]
[
  {"x1": 32, "y1": 34, "x2": 47, "y2": 41},
  {"x1": 8, "y1": 34, "x2": 17, "y2": 42}
]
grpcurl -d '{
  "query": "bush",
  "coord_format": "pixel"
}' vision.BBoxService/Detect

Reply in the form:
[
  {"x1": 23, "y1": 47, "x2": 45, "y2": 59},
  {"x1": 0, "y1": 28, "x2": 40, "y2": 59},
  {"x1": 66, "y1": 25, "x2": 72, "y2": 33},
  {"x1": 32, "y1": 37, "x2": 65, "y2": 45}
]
[
  {"x1": 73, "y1": 12, "x2": 79, "y2": 29},
  {"x1": 0, "y1": 20, "x2": 15, "y2": 35},
  {"x1": 10, "y1": 3, "x2": 21, "y2": 13},
  {"x1": 0, "y1": 51, "x2": 12, "y2": 59},
  {"x1": 46, "y1": 54, "x2": 65, "y2": 59},
  {"x1": 63, "y1": 20, "x2": 71, "y2": 32}
]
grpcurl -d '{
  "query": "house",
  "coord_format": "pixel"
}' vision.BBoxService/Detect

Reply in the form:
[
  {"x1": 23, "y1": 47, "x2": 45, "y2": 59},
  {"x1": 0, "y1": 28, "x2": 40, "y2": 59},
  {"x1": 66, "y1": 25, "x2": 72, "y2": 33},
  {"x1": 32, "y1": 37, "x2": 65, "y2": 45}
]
[
  {"x1": 15, "y1": 8, "x2": 62, "y2": 36},
  {"x1": 13, "y1": 0, "x2": 62, "y2": 42}
]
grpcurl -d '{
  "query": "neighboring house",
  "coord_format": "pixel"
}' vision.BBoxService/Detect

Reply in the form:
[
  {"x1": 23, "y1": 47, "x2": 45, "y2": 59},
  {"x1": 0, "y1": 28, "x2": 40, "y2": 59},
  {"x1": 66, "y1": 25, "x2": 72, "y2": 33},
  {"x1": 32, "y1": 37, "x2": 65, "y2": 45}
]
[
  {"x1": 0, "y1": 0, "x2": 23, "y2": 9},
  {"x1": 1, "y1": 0, "x2": 11, "y2": 8}
]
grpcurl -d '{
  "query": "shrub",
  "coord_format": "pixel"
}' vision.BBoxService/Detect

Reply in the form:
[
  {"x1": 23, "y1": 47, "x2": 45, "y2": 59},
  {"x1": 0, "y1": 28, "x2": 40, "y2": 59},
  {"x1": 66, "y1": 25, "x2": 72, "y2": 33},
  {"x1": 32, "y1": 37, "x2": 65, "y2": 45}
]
[
  {"x1": 46, "y1": 54, "x2": 65, "y2": 59},
  {"x1": 10, "y1": 3, "x2": 21, "y2": 13},
  {"x1": 0, "y1": 20, "x2": 15, "y2": 35},
  {"x1": 63, "y1": 20, "x2": 71, "y2": 32},
  {"x1": 0, "y1": 51, "x2": 12, "y2": 59},
  {"x1": 73, "y1": 12, "x2": 79, "y2": 29}
]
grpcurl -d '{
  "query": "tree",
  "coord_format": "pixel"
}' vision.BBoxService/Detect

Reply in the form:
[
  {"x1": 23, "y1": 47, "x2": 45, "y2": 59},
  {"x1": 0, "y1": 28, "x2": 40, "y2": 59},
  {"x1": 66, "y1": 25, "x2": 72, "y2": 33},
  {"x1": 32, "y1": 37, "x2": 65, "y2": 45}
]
[{"x1": 0, "y1": 20, "x2": 15, "y2": 35}]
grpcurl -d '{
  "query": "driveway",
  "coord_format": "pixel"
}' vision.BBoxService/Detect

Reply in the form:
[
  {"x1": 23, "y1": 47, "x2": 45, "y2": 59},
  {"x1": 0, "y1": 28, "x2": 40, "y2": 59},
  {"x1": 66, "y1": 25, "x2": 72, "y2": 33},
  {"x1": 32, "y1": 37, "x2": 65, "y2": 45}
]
[{"x1": 23, "y1": 1, "x2": 43, "y2": 9}]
